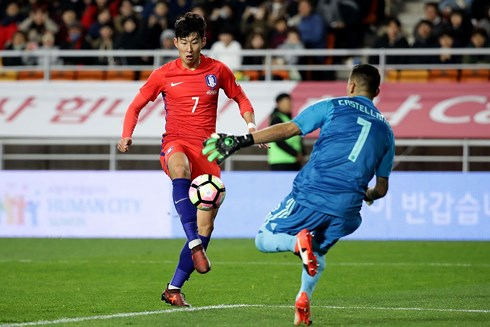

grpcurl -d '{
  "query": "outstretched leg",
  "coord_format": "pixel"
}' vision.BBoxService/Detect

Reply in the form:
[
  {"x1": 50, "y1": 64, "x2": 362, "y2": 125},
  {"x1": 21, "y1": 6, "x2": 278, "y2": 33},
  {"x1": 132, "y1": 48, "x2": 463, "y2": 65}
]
[{"x1": 162, "y1": 235, "x2": 211, "y2": 307}]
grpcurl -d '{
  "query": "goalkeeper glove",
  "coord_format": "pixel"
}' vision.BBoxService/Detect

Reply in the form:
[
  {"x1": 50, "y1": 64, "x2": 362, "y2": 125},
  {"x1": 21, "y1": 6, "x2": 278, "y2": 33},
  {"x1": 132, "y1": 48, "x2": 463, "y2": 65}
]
[{"x1": 202, "y1": 133, "x2": 254, "y2": 165}]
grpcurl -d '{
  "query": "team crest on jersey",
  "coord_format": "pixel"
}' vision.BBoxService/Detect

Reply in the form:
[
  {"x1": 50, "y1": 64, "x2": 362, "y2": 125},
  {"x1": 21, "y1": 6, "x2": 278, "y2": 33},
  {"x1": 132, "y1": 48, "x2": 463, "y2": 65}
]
[{"x1": 205, "y1": 74, "x2": 217, "y2": 88}]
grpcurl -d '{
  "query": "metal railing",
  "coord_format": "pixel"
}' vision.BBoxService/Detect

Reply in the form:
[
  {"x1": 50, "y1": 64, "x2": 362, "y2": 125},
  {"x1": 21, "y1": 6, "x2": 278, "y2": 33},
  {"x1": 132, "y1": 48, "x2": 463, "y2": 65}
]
[
  {"x1": 1, "y1": 47, "x2": 489, "y2": 81},
  {"x1": 0, "y1": 137, "x2": 489, "y2": 172}
]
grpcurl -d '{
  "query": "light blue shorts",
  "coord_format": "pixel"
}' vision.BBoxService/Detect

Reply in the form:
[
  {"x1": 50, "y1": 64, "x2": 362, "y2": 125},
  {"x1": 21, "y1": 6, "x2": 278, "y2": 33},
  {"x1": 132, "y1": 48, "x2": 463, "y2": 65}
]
[{"x1": 260, "y1": 192, "x2": 361, "y2": 254}]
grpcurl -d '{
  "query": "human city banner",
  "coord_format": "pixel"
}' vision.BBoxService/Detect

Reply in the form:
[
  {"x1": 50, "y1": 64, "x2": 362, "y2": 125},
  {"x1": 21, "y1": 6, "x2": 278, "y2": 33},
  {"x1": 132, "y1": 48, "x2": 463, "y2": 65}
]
[
  {"x1": 0, "y1": 171, "x2": 488, "y2": 240},
  {"x1": 0, "y1": 81, "x2": 488, "y2": 139}
]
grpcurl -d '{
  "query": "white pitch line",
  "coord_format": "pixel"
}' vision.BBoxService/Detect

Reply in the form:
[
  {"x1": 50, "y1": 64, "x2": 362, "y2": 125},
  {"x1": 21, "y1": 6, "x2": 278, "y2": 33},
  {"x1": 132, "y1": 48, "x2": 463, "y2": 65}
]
[
  {"x1": 1, "y1": 304, "x2": 488, "y2": 327},
  {"x1": 1, "y1": 259, "x2": 489, "y2": 268}
]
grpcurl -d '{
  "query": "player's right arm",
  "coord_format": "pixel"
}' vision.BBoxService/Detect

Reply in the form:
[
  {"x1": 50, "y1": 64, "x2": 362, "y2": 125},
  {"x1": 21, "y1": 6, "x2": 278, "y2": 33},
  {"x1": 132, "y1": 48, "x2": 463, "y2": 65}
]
[{"x1": 117, "y1": 92, "x2": 149, "y2": 153}]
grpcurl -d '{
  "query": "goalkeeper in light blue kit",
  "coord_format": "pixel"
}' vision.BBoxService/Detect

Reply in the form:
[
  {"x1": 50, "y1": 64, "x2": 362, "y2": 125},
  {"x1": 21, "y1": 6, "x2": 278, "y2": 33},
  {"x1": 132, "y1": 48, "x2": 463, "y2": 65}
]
[{"x1": 203, "y1": 64, "x2": 395, "y2": 326}]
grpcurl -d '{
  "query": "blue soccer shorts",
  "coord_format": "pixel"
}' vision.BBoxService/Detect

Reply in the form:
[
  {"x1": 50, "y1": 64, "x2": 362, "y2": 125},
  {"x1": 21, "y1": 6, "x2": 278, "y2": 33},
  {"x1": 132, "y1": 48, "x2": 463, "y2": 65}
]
[{"x1": 260, "y1": 192, "x2": 362, "y2": 255}]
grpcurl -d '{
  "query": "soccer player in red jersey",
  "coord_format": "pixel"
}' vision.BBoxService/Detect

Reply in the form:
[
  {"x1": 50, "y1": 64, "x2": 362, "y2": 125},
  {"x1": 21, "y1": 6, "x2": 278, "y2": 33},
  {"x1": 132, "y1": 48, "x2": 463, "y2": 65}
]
[{"x1": 117, "y1": 12, "x2": 258, "y2": 306}]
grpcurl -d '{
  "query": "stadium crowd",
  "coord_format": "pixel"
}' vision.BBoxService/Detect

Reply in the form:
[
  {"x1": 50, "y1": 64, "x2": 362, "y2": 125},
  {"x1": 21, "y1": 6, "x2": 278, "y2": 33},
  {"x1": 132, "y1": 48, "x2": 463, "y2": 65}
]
[{"x1": 0, "y1": 0, "x2": 489, "y2": 70}]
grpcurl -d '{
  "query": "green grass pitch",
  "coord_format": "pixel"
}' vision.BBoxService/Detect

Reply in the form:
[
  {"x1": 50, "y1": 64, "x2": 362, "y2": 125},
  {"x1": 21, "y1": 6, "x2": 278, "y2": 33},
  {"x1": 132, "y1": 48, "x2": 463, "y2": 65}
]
[{"x1": 0, "y1": 238, "x2": 488, "y2": 326}]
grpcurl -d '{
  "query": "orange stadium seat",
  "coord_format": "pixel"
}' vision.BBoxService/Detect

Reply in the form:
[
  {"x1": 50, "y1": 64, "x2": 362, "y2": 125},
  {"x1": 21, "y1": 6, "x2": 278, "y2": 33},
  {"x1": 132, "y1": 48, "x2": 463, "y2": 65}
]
[
  {"x1": 459, "y1": 69, "x2": 489, "y2": 82},
  {"x1": 50, "y1": 70, "x2": 76, "y2": 80},
  {"x1": 398, "y1": 70, "x2": 429, "y2": 82},
  {"x1": 106, "y1": 70, "x2": 135, "y2": 80},
  {"x1": 17, "y1": 70, "x2": 44, "y2": 80},
  {"x1": 241, "y1": 70, "x2": 261, "y2": 81},
  {"x1": 429, "y1": 69, "x2": 459, "y2": 82},
  {"x1": 139, "y1": 70, "x2": 153, "y2": 80},
  {"x1": 384, "y1": 70, "x2": 399, "y2": 82},
  {"x1": 76, "y1": 70, "x2": 105, "y2": 80},
  {"x1": 0, "y1": 70, "x2": 18, "y2": 80}
]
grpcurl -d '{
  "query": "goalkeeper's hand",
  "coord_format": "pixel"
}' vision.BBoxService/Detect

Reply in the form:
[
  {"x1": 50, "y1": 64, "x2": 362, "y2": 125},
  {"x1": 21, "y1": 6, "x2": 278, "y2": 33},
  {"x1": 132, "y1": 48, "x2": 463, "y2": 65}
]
[{"x1": 202, "y1": 133, "x2": 254, "y2": 165}]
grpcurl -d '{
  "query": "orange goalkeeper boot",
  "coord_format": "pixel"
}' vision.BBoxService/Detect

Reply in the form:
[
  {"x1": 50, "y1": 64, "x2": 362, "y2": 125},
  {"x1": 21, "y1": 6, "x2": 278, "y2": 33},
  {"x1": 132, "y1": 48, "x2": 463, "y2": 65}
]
[
  {"x1": 294, "y1": 229, "x2": 318, "y2": 277},
  {"x1": 294, "y1": 292, "x2": 312, "y2": 326}
]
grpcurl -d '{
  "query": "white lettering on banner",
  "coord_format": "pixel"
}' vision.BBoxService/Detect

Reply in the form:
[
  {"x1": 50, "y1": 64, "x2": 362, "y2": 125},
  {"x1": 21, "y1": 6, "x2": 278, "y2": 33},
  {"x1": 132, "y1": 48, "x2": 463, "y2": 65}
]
[
  {"x1": 46, "y1": 198, "x2": 140, "y2": 214},
  {"x1": 428, "y1": 192, "x2": 453, "y2": 225},
  {"x1": 400, "y1": 191, "x2": 489, "y2": 226},
  {"x1": 402, "y1": 192, "x2": 428, "y2": 224},
  {"x1": 474, "y1": 102, "x2": 490, "y2": 124},
  {"x1": 384, "y1": 95, "x2": 422, "y2": 126},
  {"x1": 454, "y1": 193, "x2": 480, "y2": 226},
  {"x1": 430, "y1": 95, "x2": 488, "y2": 124}
]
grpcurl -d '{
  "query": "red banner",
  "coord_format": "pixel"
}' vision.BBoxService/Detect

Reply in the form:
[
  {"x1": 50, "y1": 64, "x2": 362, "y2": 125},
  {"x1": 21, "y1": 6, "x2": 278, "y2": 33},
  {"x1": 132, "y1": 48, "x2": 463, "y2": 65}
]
[{"x1": 290, "y1": 82, "x2": 490, "y2": 139}]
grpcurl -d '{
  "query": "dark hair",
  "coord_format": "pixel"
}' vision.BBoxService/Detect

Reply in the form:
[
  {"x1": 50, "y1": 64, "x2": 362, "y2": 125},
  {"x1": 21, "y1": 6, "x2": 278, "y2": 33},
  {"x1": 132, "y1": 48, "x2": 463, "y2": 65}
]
[
  {"x1": 174, "y1": 12, "x2": 206, "y2": 39},
  {"x1": 275, "y1": 93, "x2": 291, "y2": 103},
  {"x1": 350, "y1": 64, "x2": 380, "y2": 97}
]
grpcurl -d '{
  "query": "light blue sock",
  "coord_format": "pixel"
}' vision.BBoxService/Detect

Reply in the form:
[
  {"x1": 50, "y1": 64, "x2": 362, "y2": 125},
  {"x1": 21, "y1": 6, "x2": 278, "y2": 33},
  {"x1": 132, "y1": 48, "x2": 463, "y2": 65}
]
[
  {"x1": 298, "y1": 253, "x2": 326, "y2": 299},
  {"x1": 255, "y1": 228, "x2": 296, "y2": 253}
]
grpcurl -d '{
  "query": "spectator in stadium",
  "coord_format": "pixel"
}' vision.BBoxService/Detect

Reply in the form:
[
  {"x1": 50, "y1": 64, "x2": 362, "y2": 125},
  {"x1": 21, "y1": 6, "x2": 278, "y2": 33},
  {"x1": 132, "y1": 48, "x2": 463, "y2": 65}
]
[
  {"x1": 435, "y1": 30, "x2": 462, "y2": 64},
  {"x1": 114, "y1": 0, "x2": 140, "y2": 35},
  {"x1": 60, "y1": 22, "x2": 93, "y2": 65},
  {"x1": 208, "y1": 26, "x2": 242, "y2": 71},
  {"x1": 117, "y1": 12, "x2": 259, "y2": 307},
  {"x1": 80, "y1": 0, "x2": 119, "y2": 32},
  {"x1": 242, "y1": 29, "x2": 268, "y2": 66},
  {"x1": 240, "y1": 4, "x2": 270, "y2": 39},
  {"x1": 202, "y1": 64, "x2": 394, "y2": 326},
  {"x1": 475, "y1": 4, "x2": 490, "y2": 37},
  {"x1": 423, "y1": 2, "x2": 445, "y2": 39},
  {"x1": 2, "y1": 30, "x2": 27, "y2": 66},
  {"x1": 56, "y1": 9, "x2": 78, "y2": 46},
  {"x1": 410, "y1": 19, "x2": 438, "y2": 64},
  {"x1": 159, "y1": 28, "x2": 175, "y2": 65},
  {"x1": 290, "y1": 0, "x2": 325, "y2": 50},
  {"x1": 439, "y1": 0, "x2": 473, "y2": 17},
  {"x1": 269, "y1": 16, "x2": 289, "y2": 49},
  {"x1": 190, "y1": 5, "x2": 213, "y2": 48},
  {"x1": 463, "y1": 28, "x2": 490, "y2": 63},
  {"x1": 114, "y1": 16, "x2": 144, "y2": 65},
  {"x1": 444, "y1": 9, "x2": 473, "y2": 47},
  {"x1": 18, "y1": 7, "x2": 59, "y2": 46},
  {"x1": 0, "y1": 2, "x2": 24, "y2": 50},
  {"x1": 91, "y1": 23, "x2": 117, "y2": 66},
  {"x1": 87, "y1": 8, "x2": 113, "y2": 42},
  {"x1": 277, "y1": 27, "x2": 305, "y2": 66},
  {"x1": 167, "y1": 0, "x2": 192, "y2": 27},
  {"x1": 316, "y1": 0, "x2": 364, "y2": 50},
  {"x1": 142, "y1": 0, "x2": 169, "y2": 50},
  {"x1": 266, "y1": 0, "x2": 290, "y2": 27},
  {"x1": 36, "y1": 30, "x2": 62, "y2": 66},
  {"x1": 369, "y1": 16, "x2": 409, "y2": 65},
  {"x1": 267, "y1": 93, "x2": 305, "y2": 171},
  {"x1": 208, "y1": 3, "x2": 240, "y2": 45},
  {"x1": 289, "y1": 0, "x2": 326, "y2": 80}
]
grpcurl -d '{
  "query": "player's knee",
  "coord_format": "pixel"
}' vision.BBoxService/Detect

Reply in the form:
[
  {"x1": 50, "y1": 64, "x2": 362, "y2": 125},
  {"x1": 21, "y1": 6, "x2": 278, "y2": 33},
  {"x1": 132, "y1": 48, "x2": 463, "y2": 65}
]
[{"x1": 171, "y1": 166, "x2": 190, "y2": 179}]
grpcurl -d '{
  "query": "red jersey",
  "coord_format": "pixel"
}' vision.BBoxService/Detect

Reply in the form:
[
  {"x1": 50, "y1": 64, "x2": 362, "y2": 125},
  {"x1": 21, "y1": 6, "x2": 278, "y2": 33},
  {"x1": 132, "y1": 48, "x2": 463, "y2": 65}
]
[{"x1": 138, "y1": 54, "x2": 252, "y2": 145}]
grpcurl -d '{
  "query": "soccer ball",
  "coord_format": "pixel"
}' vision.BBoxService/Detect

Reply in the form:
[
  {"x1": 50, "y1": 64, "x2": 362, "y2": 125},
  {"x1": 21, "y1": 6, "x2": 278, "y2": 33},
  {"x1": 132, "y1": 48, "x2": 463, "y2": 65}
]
[{"x1": 188, "y1": 174, "x2": 226, "y2": 211}]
